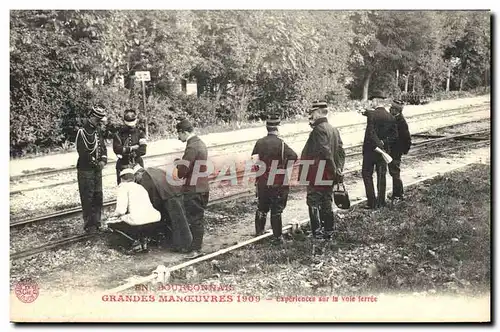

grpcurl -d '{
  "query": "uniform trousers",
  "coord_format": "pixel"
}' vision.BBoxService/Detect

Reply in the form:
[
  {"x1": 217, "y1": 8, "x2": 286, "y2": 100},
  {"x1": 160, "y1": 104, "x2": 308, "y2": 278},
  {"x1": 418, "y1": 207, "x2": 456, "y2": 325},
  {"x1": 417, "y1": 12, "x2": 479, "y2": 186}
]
[
  {"x1": 388, "y1": 152, "x2": 404, "y2": 198},
  {"x1": 361, "y1": 152, "x2": 388, "y2": 208},
  {"x1": 77, "y1": 168, "x2": 103, "y2": 230},
  {"x1": 256, "y1": 184, "x2": 289, "y2": 237},
  {"x1": 306, "y1": 187, "x2": 335, "y2": 237},
  {"x1": 183, "y1": 192, "x2": 209, "y2": 251}
]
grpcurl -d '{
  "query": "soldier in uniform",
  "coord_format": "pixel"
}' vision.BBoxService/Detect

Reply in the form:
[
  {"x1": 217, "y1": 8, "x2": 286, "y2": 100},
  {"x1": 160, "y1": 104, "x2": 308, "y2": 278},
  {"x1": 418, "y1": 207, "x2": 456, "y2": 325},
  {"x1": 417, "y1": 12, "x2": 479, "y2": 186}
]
[
  {"x1": 113, "y1": 109, "x2": 147, "y2": 184},
  {"x1": 175, "y1": 118, "x2": 209, "y2": 259},
  {"x1": 300, "y1": 101, "x2": 345, "y2": 239},
  {"x1": 251, "y1": 115, "x2": 298, "y2": 244},
  {"x1": 360, "y1": 99, "x2": 398, "y2": 209},
  {"x1": 133, "y1": 165, "x2": 193, "y2": 252},
  {"x1": 75, "y1": 105, "x2": 108, "y2": 232},
  {"x1": 388, "y1": 100, "x2": 412, "y2": 202}
]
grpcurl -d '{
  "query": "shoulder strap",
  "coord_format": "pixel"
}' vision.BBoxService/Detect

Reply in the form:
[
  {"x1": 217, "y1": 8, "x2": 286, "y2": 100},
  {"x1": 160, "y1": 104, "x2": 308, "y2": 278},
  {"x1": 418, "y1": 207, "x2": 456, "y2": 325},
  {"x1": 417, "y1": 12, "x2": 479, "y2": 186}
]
[{"x1": 281, "y1": 140, "x2": 284, "y2": 166}]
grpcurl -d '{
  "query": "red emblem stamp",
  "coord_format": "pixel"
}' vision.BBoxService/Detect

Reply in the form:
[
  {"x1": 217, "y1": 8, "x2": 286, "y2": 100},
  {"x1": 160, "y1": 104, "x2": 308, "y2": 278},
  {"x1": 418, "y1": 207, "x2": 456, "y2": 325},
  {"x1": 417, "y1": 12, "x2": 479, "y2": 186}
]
[{"x1": 14, "y1": 279, "x2": 39, "y2": 303}]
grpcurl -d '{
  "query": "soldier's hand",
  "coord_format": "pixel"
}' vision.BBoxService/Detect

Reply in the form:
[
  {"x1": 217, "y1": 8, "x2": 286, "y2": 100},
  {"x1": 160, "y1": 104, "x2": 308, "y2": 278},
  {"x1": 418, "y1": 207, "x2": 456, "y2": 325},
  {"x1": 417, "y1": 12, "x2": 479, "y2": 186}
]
[
  {"x1": 99, "y1": 161, "x2": 106, "y2": 170},
  {"x1": 130, "y1": 145, "x2": 140, "y2": 151}
]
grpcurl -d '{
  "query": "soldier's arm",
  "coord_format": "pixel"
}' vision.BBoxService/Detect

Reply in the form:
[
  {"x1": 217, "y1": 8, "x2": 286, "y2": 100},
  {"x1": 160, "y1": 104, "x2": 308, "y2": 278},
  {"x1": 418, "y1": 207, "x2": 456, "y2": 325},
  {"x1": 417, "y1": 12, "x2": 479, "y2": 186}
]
[
  {"x1": 75, "y1": 129, "x2": 86, "y2": 156},
  {"x1": 312, "y1": 129, "x2": 333, "y2": 160},
  {"x1": 114, "y1": 185, "x2": 128, "y2": 216},
  {"x1": 113, "y1": 132, "x2": 128, "y2": 155},
  {"x1": 388, "y1": 119, "x2": 399, "y2": 146},
  {"x1": 177, "y1": 145, "x2": 197, "y2": 179},
  {"x1": 365, "y1": 119, "x2": 384, "y2": 151},
  {"x1": 99, "y1": 132, "x2": 108, "y2": 165},
  {"x1": 400, "y1": 118, "x2": 412, "y2": 152},
  {"x1": 251, "y1": 140, "x2": 260, "y2": 159},
  {"x1": 137, "y1": 131, "x2": 147, "y2": 156},
  {"x1": 283, "y1": 142, "x2": 298, "y2": 161},
  {"x1": 336, "y1": 130, "x2": 346, "y2": 171}
]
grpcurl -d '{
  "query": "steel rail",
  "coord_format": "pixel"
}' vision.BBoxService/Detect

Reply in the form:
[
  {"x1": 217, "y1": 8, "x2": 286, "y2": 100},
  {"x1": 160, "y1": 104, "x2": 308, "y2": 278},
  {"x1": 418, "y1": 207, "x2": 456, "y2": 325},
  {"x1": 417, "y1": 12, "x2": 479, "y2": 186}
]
[
  {"x1": 10, "y1": 128, "x2": 490, "y2": 228},
  {"x1": 106, "y1": 162, "x2": 477, "y2": 294},
  {"x1": 10, "y1": 104, "x2": 489, "y2": 186},
  {"x1": 10, "y1": 188, "x2": 254, "y2": 261},
  {"x1": 11, "y1": 137, "x2": 490, "y2": 261},
  {"x1": 9, "y1": 111, "x2": 491, "y2": 196}
]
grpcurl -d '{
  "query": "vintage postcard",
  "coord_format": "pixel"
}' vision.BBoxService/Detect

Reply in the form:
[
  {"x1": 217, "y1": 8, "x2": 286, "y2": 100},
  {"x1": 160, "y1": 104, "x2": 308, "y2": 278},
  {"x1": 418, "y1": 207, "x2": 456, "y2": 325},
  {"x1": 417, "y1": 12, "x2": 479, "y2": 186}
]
[{"x1": 9, "y1": 8, "x2": 491, "y2": 322}]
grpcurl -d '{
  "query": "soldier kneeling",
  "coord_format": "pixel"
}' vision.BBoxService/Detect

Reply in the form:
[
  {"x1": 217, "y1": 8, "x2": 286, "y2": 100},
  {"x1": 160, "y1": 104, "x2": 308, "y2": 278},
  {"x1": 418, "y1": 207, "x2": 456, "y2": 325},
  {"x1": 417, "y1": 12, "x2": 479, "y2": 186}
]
[{"x1": 105, "y1": 168, "x2": 161, "y2": 254}]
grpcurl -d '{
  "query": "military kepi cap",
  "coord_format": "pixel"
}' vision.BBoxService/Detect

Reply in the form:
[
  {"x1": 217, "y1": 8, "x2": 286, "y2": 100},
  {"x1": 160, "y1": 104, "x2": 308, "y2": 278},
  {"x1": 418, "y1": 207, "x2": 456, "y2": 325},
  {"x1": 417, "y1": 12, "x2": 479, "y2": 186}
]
[
  {"x1": 309, "y1": 100, "x2": 328, "y2": 113},
  {"x1": 119, "y1": 168, "x2": 134, "y2": 177},
  {"x1": 176, "y1": 118, "x2": 194, "y2": 132},
  {"x1": 392, "y1": 99, "x2": 404, "y2": 109},
  {"x1": 124, "y1": 109, "x2": 137, "y2": 122},
  {"x1": 91, "y1": 105, "x2": 106, "y2": 119},
  {"x1": 266, "y1": 114, "x2": 281, "y2": 127}
]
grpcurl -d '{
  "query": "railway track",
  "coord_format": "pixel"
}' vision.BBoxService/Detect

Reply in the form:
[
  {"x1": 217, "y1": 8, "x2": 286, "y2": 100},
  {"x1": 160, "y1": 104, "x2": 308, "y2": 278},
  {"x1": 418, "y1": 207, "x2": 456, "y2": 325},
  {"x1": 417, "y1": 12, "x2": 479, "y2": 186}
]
[
  {"x1": 9, "y1": 104, "x2": 490, "y2": 195},
  {"x1": 10, "y1": 130, "x2": 490, "y2": 261},
  {"x1": 10, "y1": 189, "x2": 254, "y2": 261},
  {"x1": 106, "y1": 160, "x2": 483, "y2": 294},
  {"x1": 10, "y1": 128, "x2": 490, "y2": 229}
]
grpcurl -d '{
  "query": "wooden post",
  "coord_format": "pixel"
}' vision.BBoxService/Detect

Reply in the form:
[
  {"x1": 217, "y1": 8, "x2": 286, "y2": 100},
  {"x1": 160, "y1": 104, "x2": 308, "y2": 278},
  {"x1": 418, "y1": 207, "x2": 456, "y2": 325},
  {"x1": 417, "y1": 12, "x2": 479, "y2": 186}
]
[
  {"x1": 446, "y1": 67, "x2": 451, "y2": 92},
  {"x1": 142, "y1": 80, "x2": 148, "y2": 139},
  {"x1": 396, "y1": 69, "x2": 399, "y2": 87},
  {"x1": 404, "y1": 74, "x2": 409, "y2": 93},
  {"x1": 412, "y1": 74, "x2": 416, "y2": 93}
]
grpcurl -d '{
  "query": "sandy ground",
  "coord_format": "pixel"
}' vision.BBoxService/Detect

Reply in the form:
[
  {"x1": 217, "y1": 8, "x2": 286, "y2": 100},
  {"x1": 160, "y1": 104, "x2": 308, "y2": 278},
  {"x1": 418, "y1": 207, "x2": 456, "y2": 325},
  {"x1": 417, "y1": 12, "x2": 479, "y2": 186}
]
[
  {"x1": 9, "y1": 95, "x2": 490, "y2": 177},
  {"x1": 10, "y1": 144, "x2": 490, "y2": 296}
]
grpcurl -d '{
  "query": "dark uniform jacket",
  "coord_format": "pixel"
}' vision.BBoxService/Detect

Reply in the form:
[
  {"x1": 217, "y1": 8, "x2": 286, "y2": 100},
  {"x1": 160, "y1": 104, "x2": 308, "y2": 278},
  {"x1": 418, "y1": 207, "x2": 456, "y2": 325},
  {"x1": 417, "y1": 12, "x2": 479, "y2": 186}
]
[
  {"x1": 251, "y1": 133, "x2": 298, "y2": 186},
  {"x1": 177, "y1": 135, "x2": 209, "y2": 194},
  {"x1": 300, "y1": 117, "x2": 345, "y2": 188},
  {"x1": 363, "y1": 107, "x2": 398, "y2": 154},
  {"x1": 138, "y1": 167, "x2": 192, "y2": 248},
  {"x1": 393, "y1": 115, "x2": 411, "y2": 155},
  {"x1": 113, "y1": 126, "x2": 147, "y2": 168},
  {"x1": 76, "y1": 120, "x2": 107, "y2": 170}
]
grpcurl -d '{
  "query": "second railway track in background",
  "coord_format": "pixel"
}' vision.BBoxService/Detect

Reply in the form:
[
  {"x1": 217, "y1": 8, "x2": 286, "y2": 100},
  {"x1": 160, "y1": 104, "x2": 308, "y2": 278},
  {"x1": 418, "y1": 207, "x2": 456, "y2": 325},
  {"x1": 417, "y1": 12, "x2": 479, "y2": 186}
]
[
  {"x1": 9, "y1": 104, "x2": 490, "y2": 195},
  {"x1": 10, "y1": 129, "x2": 490, "y2": 261},
  {"x1": 10, "y1": 128, "x2": 490, "y2": 229}
]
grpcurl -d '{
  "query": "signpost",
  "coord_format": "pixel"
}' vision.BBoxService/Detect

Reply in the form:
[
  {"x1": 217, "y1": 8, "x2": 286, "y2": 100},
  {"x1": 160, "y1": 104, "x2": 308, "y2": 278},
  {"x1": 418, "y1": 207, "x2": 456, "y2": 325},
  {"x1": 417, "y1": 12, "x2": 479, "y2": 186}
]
[{"x1": 135, "y1": 71, "x2": 151, "y2": 138}]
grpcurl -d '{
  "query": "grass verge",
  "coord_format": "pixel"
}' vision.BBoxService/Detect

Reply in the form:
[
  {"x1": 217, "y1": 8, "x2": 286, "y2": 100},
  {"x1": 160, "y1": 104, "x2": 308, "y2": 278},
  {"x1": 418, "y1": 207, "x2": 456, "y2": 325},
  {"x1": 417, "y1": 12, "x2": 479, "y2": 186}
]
[{"x1": 170, "y1": 163, "x2": 491, "y2": 297}]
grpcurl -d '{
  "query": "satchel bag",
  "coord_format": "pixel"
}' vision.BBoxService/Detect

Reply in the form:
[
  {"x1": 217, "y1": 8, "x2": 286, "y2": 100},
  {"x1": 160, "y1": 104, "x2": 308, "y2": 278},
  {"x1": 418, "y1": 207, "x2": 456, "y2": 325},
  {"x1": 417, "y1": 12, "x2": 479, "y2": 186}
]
[{"x1": 333, "y1": 182, "x2": 350, "y2": 209}]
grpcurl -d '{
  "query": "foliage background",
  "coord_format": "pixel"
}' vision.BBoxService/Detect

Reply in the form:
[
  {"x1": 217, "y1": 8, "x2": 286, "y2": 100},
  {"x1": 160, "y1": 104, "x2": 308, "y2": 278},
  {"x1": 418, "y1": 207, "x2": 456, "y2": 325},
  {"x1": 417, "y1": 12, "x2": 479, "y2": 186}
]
[{"x1": 10, "y1": 10, "x2": 491, "y2": 156}]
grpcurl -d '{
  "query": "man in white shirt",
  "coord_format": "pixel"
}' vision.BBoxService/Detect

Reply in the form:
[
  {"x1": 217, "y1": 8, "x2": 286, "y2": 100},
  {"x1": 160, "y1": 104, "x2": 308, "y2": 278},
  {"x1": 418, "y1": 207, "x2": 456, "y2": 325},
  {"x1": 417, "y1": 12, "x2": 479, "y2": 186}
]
[{"x1": 106, "y1": 168, "x2": 161, "y2": 253}]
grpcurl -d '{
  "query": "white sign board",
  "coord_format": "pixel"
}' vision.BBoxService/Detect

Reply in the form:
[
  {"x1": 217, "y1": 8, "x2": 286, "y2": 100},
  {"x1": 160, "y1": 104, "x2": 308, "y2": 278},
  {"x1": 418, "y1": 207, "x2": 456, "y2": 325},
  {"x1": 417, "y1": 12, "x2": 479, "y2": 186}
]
[{"x1": 135, "y1": 71, "x2": 151, "y2": 82}]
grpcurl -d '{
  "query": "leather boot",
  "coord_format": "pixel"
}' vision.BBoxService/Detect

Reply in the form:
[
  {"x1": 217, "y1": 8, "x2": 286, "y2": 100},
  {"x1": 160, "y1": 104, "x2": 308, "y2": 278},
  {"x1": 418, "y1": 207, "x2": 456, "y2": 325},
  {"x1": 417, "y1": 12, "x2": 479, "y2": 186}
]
[
  {"x1": 308, "y1": 206, "x2": 323, "y2": 238},
  {"x1": 189, "y1": 220, "x2": 204, "y2": 251},
  {"x1": 270, "y1": 213, "x2": 283, "y2": 238},
  {"x1": 255, "y1": 211, "x2": 267, "y2": 236}
]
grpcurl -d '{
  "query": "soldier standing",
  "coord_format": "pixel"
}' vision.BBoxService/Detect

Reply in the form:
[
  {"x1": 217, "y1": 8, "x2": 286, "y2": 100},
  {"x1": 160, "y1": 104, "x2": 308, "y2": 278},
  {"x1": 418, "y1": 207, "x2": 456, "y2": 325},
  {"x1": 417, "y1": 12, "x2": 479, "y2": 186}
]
[
  {"x1": 360, "y1": 100, "x2": 398, "y2": 209},
  {"x1": 300, "y1": 101, "x2": 345, "y2": 239},
  {"x1": 75, "y1": 106, "x2": 108, "y2": 232},
  {"x1": 113, "y1": 109, "x2": 147, "y2": 184},
  {"x1": 388, "y1": 100, "x2": 412, "y2": 202},
  {"x1": 251, "y1": 114, "x2": 298, "y2": 244},
  {"x1": 176, "y1": 118, "x2": 209, "y2": 259}
]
